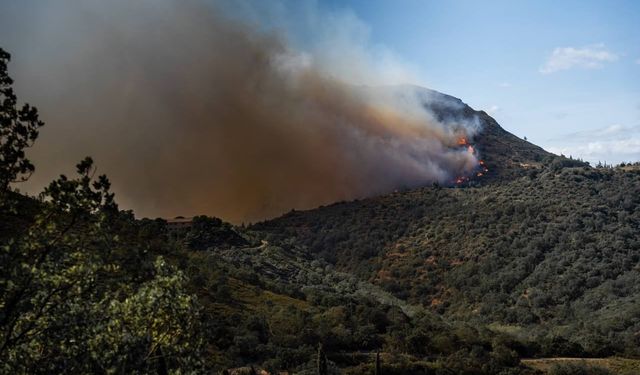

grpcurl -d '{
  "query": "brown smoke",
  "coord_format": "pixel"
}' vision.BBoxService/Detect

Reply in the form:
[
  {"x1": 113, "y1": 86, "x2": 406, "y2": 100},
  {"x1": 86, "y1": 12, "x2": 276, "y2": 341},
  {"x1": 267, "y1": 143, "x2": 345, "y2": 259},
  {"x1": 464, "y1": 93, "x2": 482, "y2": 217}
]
[{"x1": 1, "y1": 0, "x2": 479, "y2": 222}]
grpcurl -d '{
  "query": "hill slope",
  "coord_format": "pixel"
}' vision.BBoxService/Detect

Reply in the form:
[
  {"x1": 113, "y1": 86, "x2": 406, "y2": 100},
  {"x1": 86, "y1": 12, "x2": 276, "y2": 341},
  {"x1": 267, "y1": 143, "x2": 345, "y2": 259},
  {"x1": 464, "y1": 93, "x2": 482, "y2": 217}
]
[
  {"x1": 414, "y1": 87, "x2": 579, "y2": 184},
  {"x1": 252, "y1": 90, "x2": 639, "y2": 357}
]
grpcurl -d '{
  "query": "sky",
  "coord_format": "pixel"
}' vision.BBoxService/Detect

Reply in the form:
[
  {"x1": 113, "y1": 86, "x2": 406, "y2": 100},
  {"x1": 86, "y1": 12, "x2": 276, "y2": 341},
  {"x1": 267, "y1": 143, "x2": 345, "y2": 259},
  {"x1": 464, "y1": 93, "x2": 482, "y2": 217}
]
[
  {"x1": 318, "y1": 0, "x2": 640, "y2": 165},
  {"x1": 1, "y1": 0, "x2": 638, "y2": 168},
  {"x1": 0, "y1": 0, "x2": 639, "y2": 220}
]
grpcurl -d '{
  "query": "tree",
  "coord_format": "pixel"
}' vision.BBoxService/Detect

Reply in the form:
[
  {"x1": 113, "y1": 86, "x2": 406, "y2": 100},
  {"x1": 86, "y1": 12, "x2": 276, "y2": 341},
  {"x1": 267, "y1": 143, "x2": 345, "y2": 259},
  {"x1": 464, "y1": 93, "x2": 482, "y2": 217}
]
[
  {"x1": 88, "y1": 257, "x2": 204, "y2": 374},
  {"x1": 0, "y1": 158, "x2": 116, "y2": 372},
  {"x1": 1, "y1": 158, "x2": 204, "y2": 373},
  {"x1": 0, "y1": 48, "x2": 43, "y2": 195},
  {"x1": 0, "y1": 47, "x2": 203, "y2": 373},
  {"x1": 317, "y1": 343, "x2": 327, "y2": 375},
  {"x1": 184, "y1": 215, "x2": 248, "y2": 250}
]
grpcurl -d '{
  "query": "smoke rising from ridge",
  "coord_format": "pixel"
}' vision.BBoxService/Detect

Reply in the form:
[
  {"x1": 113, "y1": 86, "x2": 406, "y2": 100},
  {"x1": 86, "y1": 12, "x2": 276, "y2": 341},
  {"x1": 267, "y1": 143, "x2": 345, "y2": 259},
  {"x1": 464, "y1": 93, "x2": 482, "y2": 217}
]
[{"x1": 0, "y1": 0, "x2": 480, "y2": 222}]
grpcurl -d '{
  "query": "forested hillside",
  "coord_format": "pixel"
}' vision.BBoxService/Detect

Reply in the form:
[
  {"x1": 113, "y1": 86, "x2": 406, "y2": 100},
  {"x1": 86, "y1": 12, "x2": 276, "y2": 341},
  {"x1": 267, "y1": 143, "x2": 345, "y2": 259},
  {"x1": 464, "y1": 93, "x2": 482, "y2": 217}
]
[
  {"x1": 3, "y1": 45, "x2": 640, "y2": 374},
  {"x1": 254, "y1": 163, "x2": 640, "y2": 358},
  {"x1": 252, "y1": 89, "x2": 640, "y2": 362},
  {"x1": 0, "y1": 46, "x2": 541, "y2": 374}
]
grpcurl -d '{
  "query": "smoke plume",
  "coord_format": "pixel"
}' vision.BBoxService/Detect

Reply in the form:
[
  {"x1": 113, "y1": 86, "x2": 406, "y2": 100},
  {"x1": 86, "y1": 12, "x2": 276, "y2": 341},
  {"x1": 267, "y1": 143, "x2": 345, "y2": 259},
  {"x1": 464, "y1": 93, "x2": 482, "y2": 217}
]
[{"x1": 0, "y1": 0, "x2": 480, "y2": 222}]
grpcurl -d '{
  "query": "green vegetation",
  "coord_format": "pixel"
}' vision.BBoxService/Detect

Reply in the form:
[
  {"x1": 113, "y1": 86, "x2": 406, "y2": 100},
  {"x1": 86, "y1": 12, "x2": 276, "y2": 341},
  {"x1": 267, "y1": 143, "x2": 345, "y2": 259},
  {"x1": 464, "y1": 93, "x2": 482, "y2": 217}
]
[
  {"x1": 1, "y1": 48, "x2": 202, "y2": 373},
  {"x1": 249, "y1": 78, "x2": 640, "y2": 369},
  {"x1": 548, "y1": 362, "x2": 611, "y2": 375},
  {"x1": 254, "y1": 164, "x2": 640, "y2": 359},
  {"x1": 2, "y1": 46, "x2": 639, "y2": 373},
  {"x1": 523, "y1": 357, "x2": 640, "y2": 375}
]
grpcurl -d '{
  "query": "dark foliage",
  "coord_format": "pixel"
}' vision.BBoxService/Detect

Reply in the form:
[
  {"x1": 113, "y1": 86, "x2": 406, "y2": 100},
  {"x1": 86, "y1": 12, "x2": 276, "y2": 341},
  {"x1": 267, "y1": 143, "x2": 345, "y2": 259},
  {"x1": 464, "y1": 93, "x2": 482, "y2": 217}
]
[
  {"x1": 185, "y1": 215, "x2": 249, "y2": 250},
  {"x1": 253, "y1": 165, "x2": 640, "y2": 359},
  {"x1": 1, "y1": 45, "x2": 637, "y2": 374}
]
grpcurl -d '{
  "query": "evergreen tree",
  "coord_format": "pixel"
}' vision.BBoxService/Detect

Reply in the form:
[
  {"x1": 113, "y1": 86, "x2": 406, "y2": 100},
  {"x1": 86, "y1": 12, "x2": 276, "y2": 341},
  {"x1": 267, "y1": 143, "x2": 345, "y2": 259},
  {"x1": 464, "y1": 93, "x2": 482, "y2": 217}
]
[{"x1": 0, "y1": 47, "x2": 203, "y2": 374}]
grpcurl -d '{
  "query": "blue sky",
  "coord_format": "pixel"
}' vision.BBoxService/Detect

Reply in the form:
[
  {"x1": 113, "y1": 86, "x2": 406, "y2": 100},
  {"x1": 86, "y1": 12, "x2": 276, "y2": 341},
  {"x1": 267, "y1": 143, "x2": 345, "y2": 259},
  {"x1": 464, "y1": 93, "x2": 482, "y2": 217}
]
[{"x1": 315, "y1": 0, "x2": 640, "y2": 164}]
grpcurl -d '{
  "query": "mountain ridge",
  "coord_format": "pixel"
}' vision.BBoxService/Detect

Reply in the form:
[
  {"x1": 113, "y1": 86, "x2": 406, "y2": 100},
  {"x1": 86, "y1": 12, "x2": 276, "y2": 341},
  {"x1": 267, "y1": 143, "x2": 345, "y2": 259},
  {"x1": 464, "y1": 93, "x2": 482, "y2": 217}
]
[
  {"x1": 249, "y1": 88, "x2": 639, "y2": 362},
  {"x1": 412, "y1": 86, "x2": 572, "y2": 184}
]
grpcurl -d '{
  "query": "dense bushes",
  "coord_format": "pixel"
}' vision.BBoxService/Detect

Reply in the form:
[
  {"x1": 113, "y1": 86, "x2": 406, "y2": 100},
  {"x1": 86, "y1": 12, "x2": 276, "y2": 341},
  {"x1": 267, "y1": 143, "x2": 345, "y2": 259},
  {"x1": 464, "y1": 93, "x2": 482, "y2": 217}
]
[
  {"x1": 254, "y1": 166, "x2": 640, "y2": 358},
  {"x1": 549, "y1": 362, "x2": 611, "y2": 375}
]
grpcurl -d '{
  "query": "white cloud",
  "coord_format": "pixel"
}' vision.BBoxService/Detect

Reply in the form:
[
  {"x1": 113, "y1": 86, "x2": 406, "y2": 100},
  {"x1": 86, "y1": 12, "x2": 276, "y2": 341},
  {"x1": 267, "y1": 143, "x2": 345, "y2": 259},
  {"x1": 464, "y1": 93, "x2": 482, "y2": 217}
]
[
  {"x1": 545, "y1": 124, "x2": 640, "y2": 164},
  {"x1": 552, "y1": 124, "x2": 639, "y2": 141},
  {"x1": 548, "y1": 139, "x2": 640, "y2": 164},
  {"x1": 636, "y1": 58, "x2": 640, "y2": 65},
  {"x1": 540, "y1": 44, "x2": 618, "y2": 74},
  {"x1": 498, "y1": 82, "x2": 511, "y2": 88}
]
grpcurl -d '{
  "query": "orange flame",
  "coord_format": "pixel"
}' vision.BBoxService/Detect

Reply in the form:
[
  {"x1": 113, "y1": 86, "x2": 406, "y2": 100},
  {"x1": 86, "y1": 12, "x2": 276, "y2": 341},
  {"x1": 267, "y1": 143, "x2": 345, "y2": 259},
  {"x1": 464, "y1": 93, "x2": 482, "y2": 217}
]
[{"x1": 451, "y1": 141, "x2": 489, "y2": 185}]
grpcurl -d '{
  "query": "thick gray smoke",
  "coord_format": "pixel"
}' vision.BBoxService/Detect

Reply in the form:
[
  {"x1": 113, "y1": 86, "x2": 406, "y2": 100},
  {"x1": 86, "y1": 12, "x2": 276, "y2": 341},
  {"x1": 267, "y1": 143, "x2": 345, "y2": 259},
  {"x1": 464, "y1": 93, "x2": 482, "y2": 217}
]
[{"x1": 0, "y1": 0, "x2": 479, "y2": 222}]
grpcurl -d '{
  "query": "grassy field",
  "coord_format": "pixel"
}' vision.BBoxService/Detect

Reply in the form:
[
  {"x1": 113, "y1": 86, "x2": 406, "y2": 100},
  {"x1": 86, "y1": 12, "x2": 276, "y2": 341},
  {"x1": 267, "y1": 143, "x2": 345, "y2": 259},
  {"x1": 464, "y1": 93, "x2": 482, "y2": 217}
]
[{"x1": 522, "y1": 357, "x2": 640, "y2": 374}]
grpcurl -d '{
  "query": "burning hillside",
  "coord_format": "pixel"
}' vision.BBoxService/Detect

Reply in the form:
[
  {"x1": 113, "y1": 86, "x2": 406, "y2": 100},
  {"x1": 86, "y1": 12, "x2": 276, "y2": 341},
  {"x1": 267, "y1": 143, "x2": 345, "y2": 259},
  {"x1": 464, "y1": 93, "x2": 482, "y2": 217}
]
[
  {"x1": 416, "y1": 87, "x2": 559, "y2": 185},
  {"x1": 453, "y1": 137, "x2": 489, "y2": 185}
]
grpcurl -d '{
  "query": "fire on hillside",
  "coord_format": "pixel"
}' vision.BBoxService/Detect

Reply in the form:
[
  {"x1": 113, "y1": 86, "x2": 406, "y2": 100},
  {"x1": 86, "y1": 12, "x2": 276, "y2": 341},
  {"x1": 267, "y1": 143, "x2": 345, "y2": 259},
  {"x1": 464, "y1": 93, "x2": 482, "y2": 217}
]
[{"x1": 454, "y1": 138, "x2": 489, "y2": 185}]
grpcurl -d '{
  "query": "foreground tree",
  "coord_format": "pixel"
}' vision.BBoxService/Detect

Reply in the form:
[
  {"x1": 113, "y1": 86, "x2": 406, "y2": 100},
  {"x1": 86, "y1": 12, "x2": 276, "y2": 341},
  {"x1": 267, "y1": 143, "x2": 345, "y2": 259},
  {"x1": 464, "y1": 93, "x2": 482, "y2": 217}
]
[
  {"x1": 0, "y1": 47, "x2": 203, "y2": 373},
  {"x1": 0, "y1": 48, "x2": 43, "y2": 195}
]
